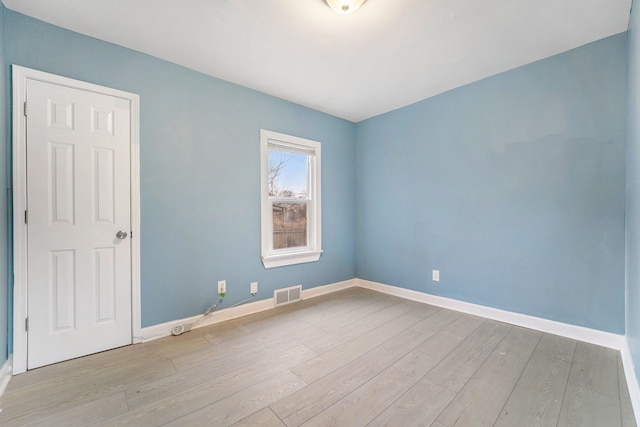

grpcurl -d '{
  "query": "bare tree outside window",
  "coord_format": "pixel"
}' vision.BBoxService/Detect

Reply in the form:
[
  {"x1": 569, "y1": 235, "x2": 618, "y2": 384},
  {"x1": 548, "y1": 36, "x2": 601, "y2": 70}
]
[{"x1": 268, "y1": 157, "x2": 288, "y2": 197}]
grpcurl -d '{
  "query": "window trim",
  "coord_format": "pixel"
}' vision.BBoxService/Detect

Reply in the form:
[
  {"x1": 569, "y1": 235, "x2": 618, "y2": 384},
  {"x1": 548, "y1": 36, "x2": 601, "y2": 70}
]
[{"x1": 260, "y1": 129, "x2": 322, "y2": 269}]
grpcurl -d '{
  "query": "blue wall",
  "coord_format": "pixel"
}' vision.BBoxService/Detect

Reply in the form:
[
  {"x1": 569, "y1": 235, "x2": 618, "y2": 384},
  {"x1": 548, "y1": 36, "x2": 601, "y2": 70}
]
[
  {"x1": 0, "y1": 3, "x2": 7, "y2": 362},
  {"x1": 0, "y1": 8, "x2": 631, "y2": 341},
  {"x1": 356, "y1": 34, "x2": 628, "y2": 333},
  {"x1": 627, "y1": 0, "x2": 640, "y2": 383},
  {"x1": 4, "y1": 10, "x2": 356, "y2": 327}
]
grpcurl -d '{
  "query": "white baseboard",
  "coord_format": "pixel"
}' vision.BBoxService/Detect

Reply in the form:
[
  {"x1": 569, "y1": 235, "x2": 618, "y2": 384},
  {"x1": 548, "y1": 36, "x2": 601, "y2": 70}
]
[
  {"x1": 621, "y1": 341, "x2": 640, "y2": 422},
  {"x1": 138, "y1": 279, "x2": 357, "y2": 342},
  {"x1": 301, "y1": 278, "x2": 356, "y2": 299},
  {"x1": 138, "y1": 298, "x2": 274, "y2": 342},
  {"x1": 140, "y1": 277, "x2": 624, "y2": 349},
  {"x1": 356, "y1": 279, "x2": 625, "y2": 350}
]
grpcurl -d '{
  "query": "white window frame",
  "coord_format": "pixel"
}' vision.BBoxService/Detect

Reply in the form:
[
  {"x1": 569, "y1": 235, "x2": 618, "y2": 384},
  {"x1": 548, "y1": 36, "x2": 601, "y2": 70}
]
[{"x1": 260, "y1": 129, "x2": 322, "y2": 268}]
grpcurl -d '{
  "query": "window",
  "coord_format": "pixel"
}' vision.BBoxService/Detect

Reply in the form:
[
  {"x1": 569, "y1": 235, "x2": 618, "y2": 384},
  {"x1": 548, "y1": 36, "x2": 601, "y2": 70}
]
[{"x1": 260, "y1": 129, "x2": 322, "y2": 268}]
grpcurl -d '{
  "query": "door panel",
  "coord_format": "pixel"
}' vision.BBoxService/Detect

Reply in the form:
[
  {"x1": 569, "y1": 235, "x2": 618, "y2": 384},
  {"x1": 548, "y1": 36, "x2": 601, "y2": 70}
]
[{"x1": 26, "y1": 79, "x2": 132, "y2": 369}]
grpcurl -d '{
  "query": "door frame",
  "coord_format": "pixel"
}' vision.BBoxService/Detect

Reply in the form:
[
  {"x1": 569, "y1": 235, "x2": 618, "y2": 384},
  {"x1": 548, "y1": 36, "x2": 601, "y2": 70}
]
[{"x1": 11, "y1": 65, "x2": 142, "y2": 374}]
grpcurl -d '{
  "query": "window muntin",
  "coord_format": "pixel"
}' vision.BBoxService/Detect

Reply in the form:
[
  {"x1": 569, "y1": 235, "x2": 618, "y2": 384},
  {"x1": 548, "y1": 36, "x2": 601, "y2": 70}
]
[{"x1": 260, "y1": 130, "x2": 321, "y2": 268}]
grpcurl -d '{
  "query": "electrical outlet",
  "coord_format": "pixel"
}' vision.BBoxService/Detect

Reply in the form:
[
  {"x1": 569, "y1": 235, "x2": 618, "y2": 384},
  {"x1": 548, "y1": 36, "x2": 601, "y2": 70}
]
[
  {"x1": 432, "y1": 270, "x2": 440, "y2": 282},
  {"x1": 250, "y1": 281, "x2": 258, "y2": 294},
  {"x1": 218, "y1": 280, "x2": 226, "y2": 294}
]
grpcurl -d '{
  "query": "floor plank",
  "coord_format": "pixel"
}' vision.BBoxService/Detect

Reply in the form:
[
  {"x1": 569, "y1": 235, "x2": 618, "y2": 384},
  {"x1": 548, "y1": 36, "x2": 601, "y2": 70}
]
[
  {"x1": 368, "y1": 378, "x2": 456, "y2": 427},
  {"x1": 231, "y1": 408, "x2": 286, "y2": 427},
  {"x1": 558, "y1": 383, "x2": 622, "y2": 426},
  {"x1": 436, "y1": 326, "x2": 542, "y2": 426},
  {"x1": 424, "y1": 320, "x2": 511, "y2": 392},
  {"x1": 2, "y1": 359, "x2": 176, "y2": 424},
  {"x1": 6, "y1": 392, "x2": 128, "y2": 427},
  {"x1": 301, "y1": 314, "x2": 484, "y2": 426},
  {"x1": 291, "y1": 302, "x2": 438, "y2": 384},
  {"x1": 494, "y1": 333, "x2": 576, "y2": 427},
  {"x1": 568, "y1": 341, "x2": 620, "y2": 398},
  {"x1": 125, "y1": 343, "x2": 315, "y2": 410},
  {"x1": 271, "y1": 327, "x2": 431, "y2": 426},
  {"x1": 163, "y1": 371, "x2": 306, "y2": 426}
]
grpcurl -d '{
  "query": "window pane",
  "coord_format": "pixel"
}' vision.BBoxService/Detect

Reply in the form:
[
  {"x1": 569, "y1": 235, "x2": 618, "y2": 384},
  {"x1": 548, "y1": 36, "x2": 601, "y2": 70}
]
[
  {"x1": 272, "y1": 203, "x2": 307, "y2": 249},
  {"x1": 268, "y1": 151, "x2": 308, "y2": 198}
]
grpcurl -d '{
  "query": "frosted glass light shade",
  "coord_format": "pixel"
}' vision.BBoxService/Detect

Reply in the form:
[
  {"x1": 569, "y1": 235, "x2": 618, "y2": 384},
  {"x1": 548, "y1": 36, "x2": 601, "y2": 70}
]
[{"x1": 325, "y1": 0, "x2": 366, "y2": 14}]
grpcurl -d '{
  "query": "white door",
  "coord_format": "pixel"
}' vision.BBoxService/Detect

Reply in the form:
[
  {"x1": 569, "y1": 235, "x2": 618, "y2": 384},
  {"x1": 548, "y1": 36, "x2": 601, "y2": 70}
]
[{"x1": 26, "y1": 79, "x2": 132, "y2": 369}]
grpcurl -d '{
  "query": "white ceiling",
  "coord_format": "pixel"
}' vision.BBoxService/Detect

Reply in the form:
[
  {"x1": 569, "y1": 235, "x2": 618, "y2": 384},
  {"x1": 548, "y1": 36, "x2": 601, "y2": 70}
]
[{"x1": 1, "y1": 0, "x2": 632, "y2": 122}]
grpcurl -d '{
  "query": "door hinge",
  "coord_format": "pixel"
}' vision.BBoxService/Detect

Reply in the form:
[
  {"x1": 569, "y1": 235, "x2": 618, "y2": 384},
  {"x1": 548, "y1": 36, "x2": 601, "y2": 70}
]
[
  {"x1": 25, "y1": 210, "x2": 28, "y2": 224},
  {"x1": 23, "y1": 101, "x2": 27, "y2": 117},
  {"x1": 25, "y1": 317, "x2": 29, "y2": 332}
]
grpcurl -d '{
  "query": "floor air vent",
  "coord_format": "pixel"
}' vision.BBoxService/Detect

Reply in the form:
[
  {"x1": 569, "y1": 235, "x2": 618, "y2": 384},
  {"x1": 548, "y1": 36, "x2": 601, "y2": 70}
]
[{"x1": 274, "y1": 284, "x2": 302, "y2": 307}]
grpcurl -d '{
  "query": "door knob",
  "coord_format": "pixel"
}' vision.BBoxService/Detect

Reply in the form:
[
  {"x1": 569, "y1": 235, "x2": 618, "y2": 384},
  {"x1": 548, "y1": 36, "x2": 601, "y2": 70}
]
[{"x1": 116, "y1": 230, "x2": 128, "y2": 239}]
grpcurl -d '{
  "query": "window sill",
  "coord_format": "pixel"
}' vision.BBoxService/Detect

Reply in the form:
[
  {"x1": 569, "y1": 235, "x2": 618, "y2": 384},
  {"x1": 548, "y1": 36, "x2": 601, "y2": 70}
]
[{"x1": 261, "y1": 250, "x2": 322, "y2": 269}]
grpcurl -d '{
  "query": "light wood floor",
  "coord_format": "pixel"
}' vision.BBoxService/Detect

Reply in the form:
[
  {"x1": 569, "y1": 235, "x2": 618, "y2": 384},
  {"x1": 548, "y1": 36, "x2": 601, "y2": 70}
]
[{"x1": 0, "y1": 287, "x2": 636, "y2": 426}]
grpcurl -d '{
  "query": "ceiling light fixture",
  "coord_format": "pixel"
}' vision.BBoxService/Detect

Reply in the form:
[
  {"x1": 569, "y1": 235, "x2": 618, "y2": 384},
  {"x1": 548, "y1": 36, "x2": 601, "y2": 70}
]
[{"x1": 325, "y1": 0, "x2": 366, "y2": 15}]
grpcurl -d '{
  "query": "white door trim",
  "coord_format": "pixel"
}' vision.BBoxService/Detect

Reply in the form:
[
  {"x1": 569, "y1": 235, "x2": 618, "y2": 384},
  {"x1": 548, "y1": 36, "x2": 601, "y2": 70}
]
[{"x1": 11, "y1": 65, "x2": 142, "y2": 374}]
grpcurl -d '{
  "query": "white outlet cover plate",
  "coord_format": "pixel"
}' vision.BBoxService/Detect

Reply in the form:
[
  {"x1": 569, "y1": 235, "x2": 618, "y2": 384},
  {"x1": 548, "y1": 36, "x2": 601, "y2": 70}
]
[{"x1": 432, "y1": 270, "x2": 440, "y2": 282}]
